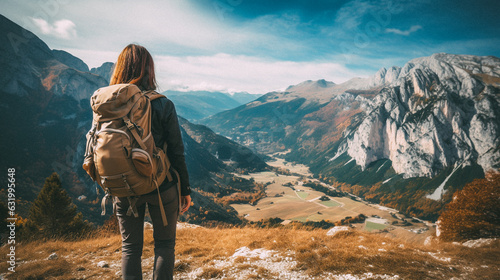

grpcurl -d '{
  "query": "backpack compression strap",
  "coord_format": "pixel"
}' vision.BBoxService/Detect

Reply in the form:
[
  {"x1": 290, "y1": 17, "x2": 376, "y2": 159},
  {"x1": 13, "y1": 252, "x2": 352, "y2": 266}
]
[
  {"x1": 155, "y1": 181, "x2": 168, "y2": 226},
  {"x1": 123, "y1": 115, "x2": 148, "y2": 150}
]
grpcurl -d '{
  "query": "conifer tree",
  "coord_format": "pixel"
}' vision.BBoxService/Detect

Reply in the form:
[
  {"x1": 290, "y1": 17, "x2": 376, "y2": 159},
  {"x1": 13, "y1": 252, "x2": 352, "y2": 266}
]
[
  {"x1": 438, "y1": 173, "x2": 500, "y2": 241},
  {"x1": 23, "y1": 172, "x2": 90, "y2": 239}
]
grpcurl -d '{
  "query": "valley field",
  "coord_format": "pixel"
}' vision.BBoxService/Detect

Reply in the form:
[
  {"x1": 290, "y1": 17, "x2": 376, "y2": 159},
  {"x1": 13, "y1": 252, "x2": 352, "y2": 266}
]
[{"x1": 231, "y1": 157, "x2": 435, "y2": 244}]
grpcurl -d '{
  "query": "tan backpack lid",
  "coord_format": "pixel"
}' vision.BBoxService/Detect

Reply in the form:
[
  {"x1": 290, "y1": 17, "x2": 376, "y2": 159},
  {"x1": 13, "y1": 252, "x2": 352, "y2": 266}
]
[{"x1": 91, "y1": 84, "x2": 143, "y2": 122}]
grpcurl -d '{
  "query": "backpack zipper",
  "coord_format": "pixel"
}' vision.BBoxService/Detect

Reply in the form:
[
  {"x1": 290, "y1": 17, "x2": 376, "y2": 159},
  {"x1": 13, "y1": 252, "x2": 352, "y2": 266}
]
[
  {"x1": 132, "y1": 148, "x2": 153, "y2": 164},
  {"x1": 97, "y1": 128, "x2": 131, "y2": 140}
]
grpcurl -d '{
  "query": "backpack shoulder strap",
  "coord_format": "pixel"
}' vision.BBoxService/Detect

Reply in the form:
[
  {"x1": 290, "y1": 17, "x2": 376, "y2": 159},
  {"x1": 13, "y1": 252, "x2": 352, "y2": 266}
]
[{"x1": 145, "y1": 91, "x2": 166, "y2": 101}]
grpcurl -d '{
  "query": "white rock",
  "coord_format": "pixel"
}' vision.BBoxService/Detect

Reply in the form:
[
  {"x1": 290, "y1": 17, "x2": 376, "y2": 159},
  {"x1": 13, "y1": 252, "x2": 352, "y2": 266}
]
[
  {"x1": 97, "y1": 261, "x2": 109, "y2": 268},
  {"x1": 231, "y1": 247, "x2": 276, "y2": 259},
  {"x1": 326, "y1": 226, "x2": 350, "y2": 236},
  {"x1": 144, "y1": 222, "x2": 153, "y2": 229},
  {"x1": 462, "y1": 238, "x2": 496, "y2": 248},
  {"x1": 385, "y1": 66, "x2": 402, "y2": 84},
  {"x1": 47, "y1": 253, "x2": 58, "y2": 260},
  {"x1": 424, "y1": 236, "x2": 433, "y2": 246},
  {"x1": 177, "y1": 222, "x2": 202, "y2": 229}
]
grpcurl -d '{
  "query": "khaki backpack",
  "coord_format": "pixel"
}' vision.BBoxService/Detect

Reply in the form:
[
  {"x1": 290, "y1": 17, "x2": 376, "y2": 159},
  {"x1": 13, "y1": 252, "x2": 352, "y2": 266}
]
[{"x1": 82, "y1": 83, "x2": 179, "y2": 225}]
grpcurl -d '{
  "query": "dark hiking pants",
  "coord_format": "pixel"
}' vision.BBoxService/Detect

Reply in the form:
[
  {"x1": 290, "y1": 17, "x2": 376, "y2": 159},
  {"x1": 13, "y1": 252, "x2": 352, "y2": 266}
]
[{"x1": 114, "y1": 186, "x2": 179, "y2": 280}]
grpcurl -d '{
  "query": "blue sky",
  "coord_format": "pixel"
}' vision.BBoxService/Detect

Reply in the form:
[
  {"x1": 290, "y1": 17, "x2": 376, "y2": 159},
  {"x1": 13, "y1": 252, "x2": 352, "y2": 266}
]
[{"x1": 1, "y1": 0, "x2": 499, "y2": 94}]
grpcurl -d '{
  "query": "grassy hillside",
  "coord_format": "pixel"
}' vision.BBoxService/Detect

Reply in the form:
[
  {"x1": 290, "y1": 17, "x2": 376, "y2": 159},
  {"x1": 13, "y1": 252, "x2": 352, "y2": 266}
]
[{"x1": 2, "y1": 225, "x2": 498, "y2": 279}]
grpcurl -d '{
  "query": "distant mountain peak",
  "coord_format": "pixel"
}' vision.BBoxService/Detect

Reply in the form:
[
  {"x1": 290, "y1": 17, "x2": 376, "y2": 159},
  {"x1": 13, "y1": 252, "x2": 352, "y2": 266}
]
[
  {"x1": 90, "y1": 62, "x2": 114, "y2": 83},
  {"x1": 52, "y1": 49, "x2": 89, "y2": 72},
  {"x1": 0, "y1": 14, "x2": 53, "y2": 60},
  {"x1": 369, "y1": 66, "x2": 401, "y2": 87},
  {"x1": 286, "y1": 79, "x2": 336, "y2": 91},
  {"x1": 405, "y1": 53, "x2": 500, "y2": 79},
  {"x1": 316, "y1": 79, "x2": 334, "y2": 88},
  {"x1": 0, "y1": 15, "x2": 107, "y2": 99}
]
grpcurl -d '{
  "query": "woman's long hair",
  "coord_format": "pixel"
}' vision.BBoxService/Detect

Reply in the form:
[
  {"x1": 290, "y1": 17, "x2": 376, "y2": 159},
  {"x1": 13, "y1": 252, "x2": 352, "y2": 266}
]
[{"x1": 110, "y1": 44, "x2": 157, "y2": 91}]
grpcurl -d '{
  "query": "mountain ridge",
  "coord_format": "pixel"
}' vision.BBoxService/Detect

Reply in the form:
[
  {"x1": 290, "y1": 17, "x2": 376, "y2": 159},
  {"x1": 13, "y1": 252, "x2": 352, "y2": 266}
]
[
  {"x1": 165, "y1": 90, "x2": 261, "y2": 121},
  {"x1": 201, "y1": 52, "x2": 500, "y2": 220},
  {"x1": 204, "y1": 53, "x2": 500, "y2": 177}
]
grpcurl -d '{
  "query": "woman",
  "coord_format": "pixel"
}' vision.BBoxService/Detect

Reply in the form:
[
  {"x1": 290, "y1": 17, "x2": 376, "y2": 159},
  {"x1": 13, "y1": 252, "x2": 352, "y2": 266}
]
[{"x1": 110, "y1": 44, "x2": 191, "y2": 280}]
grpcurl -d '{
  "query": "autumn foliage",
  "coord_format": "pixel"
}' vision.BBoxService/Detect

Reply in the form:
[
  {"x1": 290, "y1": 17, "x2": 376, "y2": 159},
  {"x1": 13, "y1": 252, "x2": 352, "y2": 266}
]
[{"x1": 438, "y1": 173, "x2": 500, "y2": 241}]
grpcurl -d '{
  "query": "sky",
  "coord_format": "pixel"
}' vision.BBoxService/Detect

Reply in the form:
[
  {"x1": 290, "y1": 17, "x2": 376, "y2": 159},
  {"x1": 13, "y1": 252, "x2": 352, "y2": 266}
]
[{"x1": 1, "y1": 0, "x2": 499, "y2": 94}]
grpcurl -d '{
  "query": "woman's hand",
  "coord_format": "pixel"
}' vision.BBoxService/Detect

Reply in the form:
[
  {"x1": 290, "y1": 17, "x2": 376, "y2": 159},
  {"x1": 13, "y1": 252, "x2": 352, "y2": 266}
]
[{"x1": 180, "y1": 195, "x2": 191, "y2": 214}]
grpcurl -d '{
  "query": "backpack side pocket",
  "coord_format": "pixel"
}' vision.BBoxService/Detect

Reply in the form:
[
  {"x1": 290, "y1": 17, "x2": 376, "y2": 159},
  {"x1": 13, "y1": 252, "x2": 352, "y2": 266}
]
[
  {"x1": 83, "y1": 127, "x2": 98, "y2": 181},
  {"x1": 82, "y1": 155, "x2": 97, "y2": 181},
  {"x1": 131, "y1": 148, "x2": 153, "y2": 177}
]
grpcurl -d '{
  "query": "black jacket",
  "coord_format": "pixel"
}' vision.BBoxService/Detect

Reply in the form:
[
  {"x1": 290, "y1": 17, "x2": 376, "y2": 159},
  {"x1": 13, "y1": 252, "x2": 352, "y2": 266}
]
[{"x1": 150, "y1": 96, "x2": 191, "y2": 196}]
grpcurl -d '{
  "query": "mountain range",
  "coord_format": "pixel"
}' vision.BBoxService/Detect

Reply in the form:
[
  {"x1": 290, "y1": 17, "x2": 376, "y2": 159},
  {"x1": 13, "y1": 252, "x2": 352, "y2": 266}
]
[
  {"x1": 201, "y1": 53, "x2": 500, "y2": 220},
  {"x1": 2, "y1": 11, "x2": 499, "y2": 223},
  {"x1": 163, "y1": 90, "x2": 261, "y2": 121},
  {"x1": 0, "y1": 14, "x2": 267, "y2": 224}
]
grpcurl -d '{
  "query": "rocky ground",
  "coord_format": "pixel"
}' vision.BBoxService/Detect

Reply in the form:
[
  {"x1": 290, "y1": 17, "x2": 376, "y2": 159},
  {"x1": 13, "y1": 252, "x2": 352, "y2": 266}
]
[{"x1": 1, "y1": 223, "x2": 498, "y2": 279}]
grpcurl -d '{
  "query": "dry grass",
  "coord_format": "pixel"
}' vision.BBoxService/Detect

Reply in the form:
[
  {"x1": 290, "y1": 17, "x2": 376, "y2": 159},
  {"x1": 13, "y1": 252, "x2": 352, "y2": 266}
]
[
  {"x1": 1, "y1": 226, "x2": 498, "y2": 279},
  {"x1": 0, "y1": 233, "x2": 125, "y2": 279}
]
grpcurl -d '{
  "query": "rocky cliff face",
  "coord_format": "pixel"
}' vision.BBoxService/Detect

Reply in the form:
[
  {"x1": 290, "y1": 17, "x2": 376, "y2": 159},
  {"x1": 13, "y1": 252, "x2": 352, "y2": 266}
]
[{"x1": 345, "y1": 53, "x2": 500, "y2": 179}]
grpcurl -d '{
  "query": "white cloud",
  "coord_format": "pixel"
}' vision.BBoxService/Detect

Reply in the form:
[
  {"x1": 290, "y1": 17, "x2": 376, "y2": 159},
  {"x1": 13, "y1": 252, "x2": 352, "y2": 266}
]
[
  {"x1": 154, "y1": 53, "x2": 362, "y2": 94},
  {"x1": 31, "y1": 18, "x2": 77, "y2": 39},
  {"x1": 0, "y1": 1, "x2": 393, "y2": 94},
  {"x1": 66, "y1": 50, "x2": 367, "y2": 95},
  {"x1": 43, "y1": 0, "x2": 265, "y2": 54},
  {"x1": 17, "y1": 0, "x2": 308, "y2": 68},
  {"x1": 335, "y1": 0, "x2": 374, "y2": 30},
  {"x1": 385, "y1": 25, "x2": 422, "y2": 36}
]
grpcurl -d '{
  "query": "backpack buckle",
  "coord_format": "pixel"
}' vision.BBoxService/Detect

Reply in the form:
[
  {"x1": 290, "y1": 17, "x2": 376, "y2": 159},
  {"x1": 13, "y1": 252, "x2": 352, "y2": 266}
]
[{"x1": 124, "y1": 119, "x2": 135, "y2": 130}]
